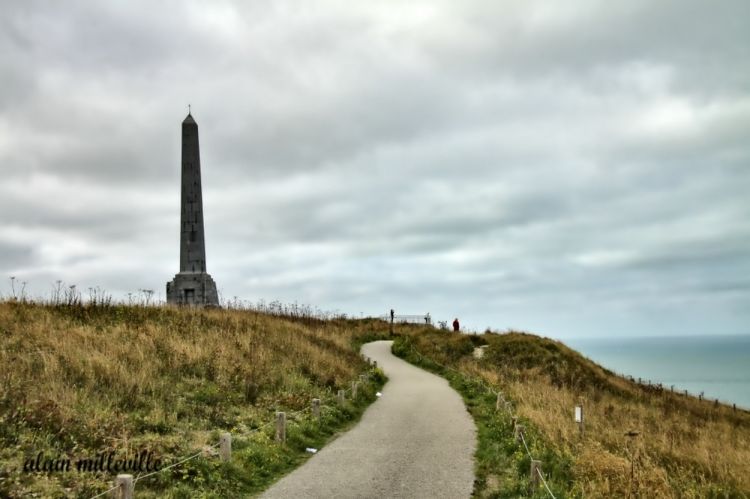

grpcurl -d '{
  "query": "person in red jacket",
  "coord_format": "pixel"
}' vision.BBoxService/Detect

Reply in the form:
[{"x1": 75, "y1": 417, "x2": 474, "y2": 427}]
[{"x1": 452, "y1": 318, "x2": 460, "y2": 332}]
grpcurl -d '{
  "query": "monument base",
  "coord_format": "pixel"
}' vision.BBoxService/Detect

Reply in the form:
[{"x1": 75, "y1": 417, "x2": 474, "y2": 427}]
[{"x1": 166, "y1": 272, "x2": 219, "y2": 307}]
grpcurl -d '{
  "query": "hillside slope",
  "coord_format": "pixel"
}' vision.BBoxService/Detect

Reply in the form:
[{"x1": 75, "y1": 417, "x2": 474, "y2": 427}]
[
  {"x1": 394, "y1": 328, "x2": 750, "y2": 498},
  {"x1": 0, "y1": 302, "x2": 385, "y2": 497}
]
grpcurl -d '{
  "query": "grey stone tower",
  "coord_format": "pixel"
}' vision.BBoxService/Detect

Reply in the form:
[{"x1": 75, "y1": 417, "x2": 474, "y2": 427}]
[{"x1": 166, "y1": 112, "x2": 219, "y2": 306}]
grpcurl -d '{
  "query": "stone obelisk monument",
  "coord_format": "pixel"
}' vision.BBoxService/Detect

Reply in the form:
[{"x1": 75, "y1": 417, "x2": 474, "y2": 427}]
[{"x1": 166, "y1": 112, "x2": 219, "y2": 306}]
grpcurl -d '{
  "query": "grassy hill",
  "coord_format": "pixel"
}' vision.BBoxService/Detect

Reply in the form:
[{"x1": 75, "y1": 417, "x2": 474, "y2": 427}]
[
  {"x1": 393, "y1": 328, "x2": 750, "y2": 498},
  {"x1": 3, "y1": 301, "x2": 747, "y2": 498},
  {"x1": 0, "y1": 301, "x2": 386, "y2": 498}
]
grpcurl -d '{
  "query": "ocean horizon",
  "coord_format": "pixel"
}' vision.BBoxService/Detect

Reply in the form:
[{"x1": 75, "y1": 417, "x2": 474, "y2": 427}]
[{"x1": 565, "y1": 334, "x2": 750, "y2": 409}]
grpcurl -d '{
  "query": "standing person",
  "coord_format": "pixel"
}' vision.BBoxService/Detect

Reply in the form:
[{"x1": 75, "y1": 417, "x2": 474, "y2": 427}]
[{"x1": 453, "y1": 318, "x2": 460, "y2": 332}]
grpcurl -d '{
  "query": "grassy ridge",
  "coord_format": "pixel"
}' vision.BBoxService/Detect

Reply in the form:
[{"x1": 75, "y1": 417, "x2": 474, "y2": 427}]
[
  {"x1": 0, "y1": 302, "x2": 386, "y2": 497},
  {"x1": 393, "y1": 328, "x2": 750, "y2": 498},
  {"x1": 4, "y1": 301, "x2": 747, "y2": 498}
]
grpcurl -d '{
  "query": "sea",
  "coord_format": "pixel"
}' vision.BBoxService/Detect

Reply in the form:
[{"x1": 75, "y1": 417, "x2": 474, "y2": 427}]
[{"x1": 565, "y1": 335, "x2": 750, "y2": 409}]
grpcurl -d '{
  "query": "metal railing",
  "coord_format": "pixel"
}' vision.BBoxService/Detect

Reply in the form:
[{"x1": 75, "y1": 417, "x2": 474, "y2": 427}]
[{"x1": 381, "y1": 314, "x2": 433, "y2": 325}]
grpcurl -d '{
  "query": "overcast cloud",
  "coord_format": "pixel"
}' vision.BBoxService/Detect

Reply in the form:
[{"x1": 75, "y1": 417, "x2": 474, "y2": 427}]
[{"x1": 1, "y1": 1, "x2": 748, "y2": 337}]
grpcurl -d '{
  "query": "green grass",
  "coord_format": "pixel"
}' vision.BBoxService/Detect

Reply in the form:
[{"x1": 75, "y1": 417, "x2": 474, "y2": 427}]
[{"x1": 123, "y1": 379, "x2": 386, "y2": 498}]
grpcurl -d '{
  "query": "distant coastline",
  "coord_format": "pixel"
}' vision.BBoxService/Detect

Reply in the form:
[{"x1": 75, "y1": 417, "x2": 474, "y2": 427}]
[{"x1": 566, "y1": 334, "x2": 750, "y2": 409}]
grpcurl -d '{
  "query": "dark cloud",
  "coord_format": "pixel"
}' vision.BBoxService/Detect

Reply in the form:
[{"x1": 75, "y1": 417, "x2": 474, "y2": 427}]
[{"x1": 0, "y1": 241, "x2": 35, "y2": 273}]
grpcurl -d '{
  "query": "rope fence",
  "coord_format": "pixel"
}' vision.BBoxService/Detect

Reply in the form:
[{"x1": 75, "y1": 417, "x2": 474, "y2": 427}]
[
  {"x1": 89, "y1": 358, "x2": 380, "y2": 499},
  {"x1": 408, "y1": 345, "x2": 557, "y2": 499},
  {"x1": 537, "y1": 463, "x2": 557, "y2": 498}
]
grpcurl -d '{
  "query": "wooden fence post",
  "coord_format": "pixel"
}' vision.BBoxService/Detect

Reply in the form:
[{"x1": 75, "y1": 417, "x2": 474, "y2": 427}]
[
  {"x1": 360, "y1": 374, "x2": 367, "y2": 384},
  {"x1": 352, "y1": 381, "x2": 359, "y2": 399},
  {"x1": 338, "y1": 390, "x2": 345, "y2": 404},
  {"x1": 219, "y1": 432, "x2": 232, "y2": 461},
  {"x1": 496, "y1": 392, "x2": 502, "y2": 411},
  {"x1": 276, "y1": 412, "x2": 286, "y2": 443},
  {"x1": 514, "y1": 424, "x2": 525, "y2": 443},
  {"x1": 530, "y1": 460, "x2": 542, "y2": 493},
  {"x1": 312, "y1": 398, "x2": 321, "y2": 421},
  {"x1": 115, "y1": 474, "x2": 134, "y2": 499}
]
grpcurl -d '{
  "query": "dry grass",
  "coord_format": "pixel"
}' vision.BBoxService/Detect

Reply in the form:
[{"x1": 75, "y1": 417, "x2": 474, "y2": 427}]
[
  {"x1": 0, "y1": 301, "x2": 386, "y2": 497},
  {"x1": 400, "y1": 329, "x2": 750, "y2": 498}
]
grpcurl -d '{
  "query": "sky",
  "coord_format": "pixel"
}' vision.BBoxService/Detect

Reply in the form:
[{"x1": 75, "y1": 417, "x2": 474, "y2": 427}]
[{"x1": 1, "y1": 1, "x2": 749, "y2": 338}]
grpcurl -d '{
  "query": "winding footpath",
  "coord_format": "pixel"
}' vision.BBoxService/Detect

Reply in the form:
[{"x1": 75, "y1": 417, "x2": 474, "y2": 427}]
[{"x1": 261, "y1": 340, "x2": 476, "y2": 499}]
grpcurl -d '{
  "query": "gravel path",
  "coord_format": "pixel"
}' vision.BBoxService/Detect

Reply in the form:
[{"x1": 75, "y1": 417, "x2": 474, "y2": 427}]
[{"x1": 260, "y1": 340, "x2": 476, "y2": 499}]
